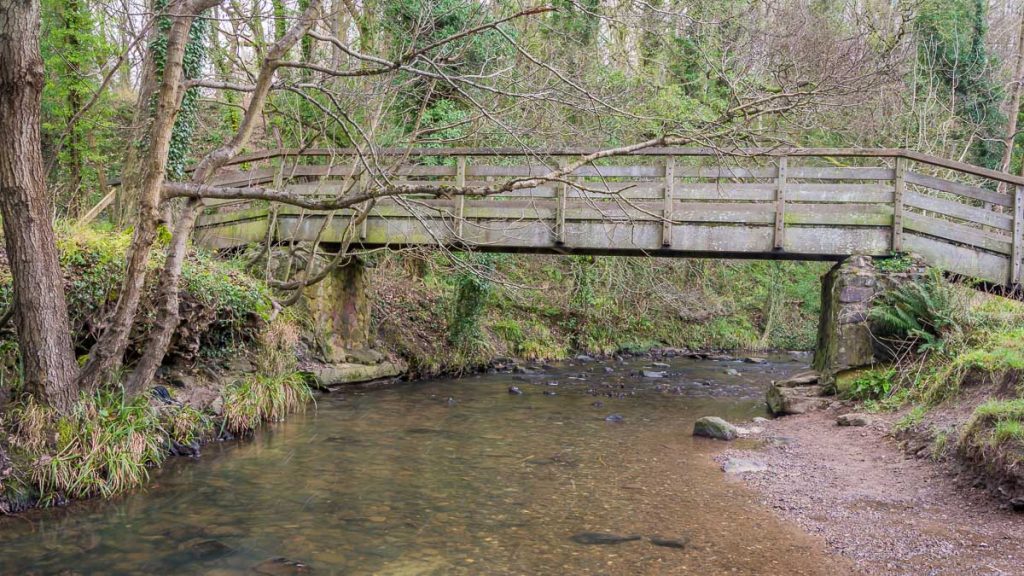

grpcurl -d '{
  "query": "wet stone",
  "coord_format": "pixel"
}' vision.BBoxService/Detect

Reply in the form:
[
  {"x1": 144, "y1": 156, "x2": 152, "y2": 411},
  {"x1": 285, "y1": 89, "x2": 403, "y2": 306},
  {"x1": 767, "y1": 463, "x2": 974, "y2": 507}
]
[
  {"x1": 649, "y1": 536, "x2": 688, "y2": 549},
  {"x1": 253, "y1": 557, "x2": 314, "y2": 575},
  {"x1": 605, "y1": 414, "x2": 625, "y2": 423},
  {"x1": 570, "y1": 532, "x2": 642, "y2": 545},
  {"x1": 507, "y1": 386, "x2": 523, "y2": 395},
  {"x1": 693, "y1": 416, "x2": 739, "y2": 441}
]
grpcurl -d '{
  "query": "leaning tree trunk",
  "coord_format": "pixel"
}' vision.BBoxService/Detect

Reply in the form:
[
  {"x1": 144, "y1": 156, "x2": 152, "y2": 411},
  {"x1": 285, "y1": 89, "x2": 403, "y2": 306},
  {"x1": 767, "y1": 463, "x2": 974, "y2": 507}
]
[
  {"x1": 75, "y1": 0, "x2": 208, "y2": 392},
  {"x1": 0, "y1": 0, "x2": 80, "y2": 412},
  {"x1": 125, "y1": 0, "x2": 323, "y2": 392}
]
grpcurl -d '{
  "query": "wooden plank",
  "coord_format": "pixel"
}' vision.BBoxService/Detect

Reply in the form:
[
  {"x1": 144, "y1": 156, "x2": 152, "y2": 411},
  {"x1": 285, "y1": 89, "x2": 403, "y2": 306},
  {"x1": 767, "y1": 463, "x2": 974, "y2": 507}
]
[
  {"x1": 893, "y1": 156, "x2": 905, "y2": 252},
  {"x1": 217, "y1": 147, "x2": 1024, "y2": 189},
  {"x1": 456, "y1": 156, "x2": 466, "y2": 239},
  {"x1": 567, "y1": 182, "x2": 663, "y2": 199},
  {"x1": 904, "y1": 190, "x2": 1014, "y2": 230},
  {"x1": 904, "y1": 171, "x2": 1013, "y2": 207},
  {"x1": 787, "y1": 166, "x2": 894, "y2": 180},
  {"x1": 674, "y1": 166, "x2": 777, "y2": 179},
  {"x1": 466, "y1": 164, "x2": 553, "y2": 177},
  {"x1": 774, "y1": 157, "x2": 787, "y2": 249},
  {"x1": 395, "y1": 165, "x2": 457, "y2": 176},
  {"x1": 570, "y1": 165, "x2": 662, "y2": 178},
  {"x1": 674, "y1": 183, "x2": 776, "y2": 201},
  {"x1": 359, "y1": 170, "x2": 369, "y2": 240},
  {"x1": 904, "y1": 233, "x2": 1008, "y2": 285},
  {"x1": 77, "y1": 188, "x2": 116, "y2": 226},
  {"x1": 903, "y1": 213, "x2": 1012, "y2": 255},
  {"x1": 663, "y1": 157, "x2": 674, "y2": 247},
  {"x1": 1013, "y1": 185, "x2": 1023, "y2": 285},
  {"x1": 786, "y1": 186, "x2": 894, "y2": 204}
]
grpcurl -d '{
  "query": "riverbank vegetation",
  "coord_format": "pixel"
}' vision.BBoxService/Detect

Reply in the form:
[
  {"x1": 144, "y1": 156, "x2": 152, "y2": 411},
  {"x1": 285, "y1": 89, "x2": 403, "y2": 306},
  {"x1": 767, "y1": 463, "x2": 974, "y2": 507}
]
[
  {"x1": 374, "y1": 252, "x2": 827, "y2": 375},
  {"x1": 840, "y1": 273, "x2": 1024, "y2": 506},
  {"x1": 0, "y1": 227, "x2": 313, "y2": 512}
]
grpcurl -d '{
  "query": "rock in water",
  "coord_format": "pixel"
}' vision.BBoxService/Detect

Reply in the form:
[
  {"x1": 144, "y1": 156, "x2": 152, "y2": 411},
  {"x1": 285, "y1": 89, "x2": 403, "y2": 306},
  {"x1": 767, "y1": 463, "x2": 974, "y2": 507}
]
[
  {"x1": 744, "y1": 357, "x2": 768, "y2": 364},
  {"x1": 836, "y1": 413, "x2": 871, "y2": 427},
  {"x1": 693, "y1": 416, "x2": 739, "y2": 441},
  {"x1": 641, "y1": 370, "x2": 666, "y2": 378},
  {"x1": 253, "y1": 557, "x2": 314, "y2": 575},
  {"x1": 649, "y1": 536, "x2": 688, "y2": 549},
  {"x1": 507, "y1": 386, "x2": 523, "y2": 395},
  {"x1": 184, "y1": 539, "x2": 233, "y2": 562},
  {"x1": 570, "y1": 532, "x2": 642, "y2": 545},
  {"x1": 605, "y1": 413, "x2": 625, "y2": 423},
  {"x1": 724, "y1": 368, "x2": 741, "y2": 376}
]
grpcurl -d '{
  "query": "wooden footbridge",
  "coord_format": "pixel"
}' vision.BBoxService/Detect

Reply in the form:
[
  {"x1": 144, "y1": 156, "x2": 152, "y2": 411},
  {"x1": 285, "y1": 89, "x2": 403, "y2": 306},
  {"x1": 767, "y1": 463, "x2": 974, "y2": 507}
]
[{"x1": 195, "y1": 147, "x2": 1024, "y2": 287}]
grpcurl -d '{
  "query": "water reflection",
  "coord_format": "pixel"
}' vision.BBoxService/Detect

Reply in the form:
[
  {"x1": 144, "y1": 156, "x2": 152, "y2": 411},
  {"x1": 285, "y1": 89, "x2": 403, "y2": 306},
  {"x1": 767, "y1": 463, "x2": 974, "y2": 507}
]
[{"x1": 0, "y1": 354, "x2": 848, "y2": 575}]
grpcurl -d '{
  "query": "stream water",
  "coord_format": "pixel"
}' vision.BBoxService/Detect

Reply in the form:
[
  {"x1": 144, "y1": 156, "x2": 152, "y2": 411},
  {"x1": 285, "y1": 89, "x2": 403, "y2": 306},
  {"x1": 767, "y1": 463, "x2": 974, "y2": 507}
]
[{"x1": 0, "y1": 354, "x2": 849, "y2": 575}]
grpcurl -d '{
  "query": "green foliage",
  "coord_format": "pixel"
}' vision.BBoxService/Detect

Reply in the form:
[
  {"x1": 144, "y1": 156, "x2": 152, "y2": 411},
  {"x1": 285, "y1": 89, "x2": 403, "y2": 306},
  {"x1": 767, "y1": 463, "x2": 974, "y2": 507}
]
[
  {"x1": 846, "y1": 368, "x2": 896, "y2": 401},
  {"x1": 39, "y1": 0, "x2": 118, "y2": 212},
  {"x1": 894, "y1": 404, "x2": 927, "y2": 432},
  {"x1": 149, "y1": 0, "x2": 209, "y2": 179},
  {"x1": 447, "y1": 254, "x2": 494, "y2": 351},
  {"x1": 874, "y1": 253, "x2": 916, "y2": 273},
  {"x1": 915, "y1": 0, "x2": 1005, "y2": 168},
  {"x1": 869, "y1": 269, "x2": 968, "y2": 355}
]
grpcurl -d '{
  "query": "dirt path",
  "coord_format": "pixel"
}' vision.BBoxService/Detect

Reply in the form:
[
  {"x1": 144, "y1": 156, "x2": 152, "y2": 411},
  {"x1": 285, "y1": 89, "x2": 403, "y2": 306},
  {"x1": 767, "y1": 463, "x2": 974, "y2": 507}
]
[{"x1": 721, "y1": 409, "x2": 1024, "y2": 576}]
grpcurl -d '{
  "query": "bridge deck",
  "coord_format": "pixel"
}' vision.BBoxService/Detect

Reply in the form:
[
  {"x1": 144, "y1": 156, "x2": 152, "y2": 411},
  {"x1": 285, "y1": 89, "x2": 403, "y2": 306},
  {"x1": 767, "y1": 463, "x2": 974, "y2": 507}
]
[{"x1": 195, "y1": 148, "x2": 1024, "y2": 287}]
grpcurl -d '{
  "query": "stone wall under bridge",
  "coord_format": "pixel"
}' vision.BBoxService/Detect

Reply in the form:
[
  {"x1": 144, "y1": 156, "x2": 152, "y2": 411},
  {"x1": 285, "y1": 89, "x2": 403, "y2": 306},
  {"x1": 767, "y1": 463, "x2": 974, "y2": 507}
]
[{"x1": 768, "y1": 254, "x2": 927, "y2": 415}]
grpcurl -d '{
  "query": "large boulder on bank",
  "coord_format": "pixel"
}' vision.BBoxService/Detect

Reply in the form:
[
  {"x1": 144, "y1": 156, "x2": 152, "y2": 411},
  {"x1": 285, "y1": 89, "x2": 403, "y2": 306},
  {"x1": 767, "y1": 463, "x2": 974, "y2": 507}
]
[{"x1": 693, "y1": 416, "x2": 739, "y2": 441}]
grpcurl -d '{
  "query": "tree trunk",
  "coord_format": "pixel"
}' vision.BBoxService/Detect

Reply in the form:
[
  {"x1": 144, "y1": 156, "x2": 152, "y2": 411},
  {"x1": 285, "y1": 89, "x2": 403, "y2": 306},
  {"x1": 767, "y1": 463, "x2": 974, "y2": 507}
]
[
  {"x1": 0, "y1": 0, "x2": 80, "y2": 412},
  {"x1": 76, "y1": 0, "x2": 203, "y2": 391}
]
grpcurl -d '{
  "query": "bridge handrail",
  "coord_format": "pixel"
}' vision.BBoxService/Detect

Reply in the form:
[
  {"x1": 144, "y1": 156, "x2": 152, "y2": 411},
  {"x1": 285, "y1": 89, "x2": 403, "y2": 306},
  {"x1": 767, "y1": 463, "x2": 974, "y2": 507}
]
[{"x1": 219, "y1": 147, "x2": 1024, "y2": 189}]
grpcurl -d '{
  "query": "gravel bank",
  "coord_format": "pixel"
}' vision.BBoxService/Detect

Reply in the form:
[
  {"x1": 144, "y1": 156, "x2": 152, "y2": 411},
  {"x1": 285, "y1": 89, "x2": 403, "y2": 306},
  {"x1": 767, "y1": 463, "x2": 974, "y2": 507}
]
[{"x1": 720, "y1": 409, "x2": 1024, "y2": 576}]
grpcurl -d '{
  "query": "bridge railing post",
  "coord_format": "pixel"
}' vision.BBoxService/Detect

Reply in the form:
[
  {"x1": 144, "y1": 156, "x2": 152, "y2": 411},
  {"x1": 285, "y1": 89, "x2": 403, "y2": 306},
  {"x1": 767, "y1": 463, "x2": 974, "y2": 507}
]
[
  {"x1": 773, "y1": 156, "x2": 787, "y2": 250},
  {"x1": 893, "y1": 156, "x2": 905, "y2": 253},
  {"x1": 455, "y1": 156, "x2": 467, "y2": 241},
  {"x1": 555, "y1": 160, "x2": 567, "y2": 245},
  {"x1": 358, "y1": 167, "x2": 369, "y2": 240},
  {"x1": 662, "y1": 156, "x2": 674, "y2": 247},
  {"x1": 1013, "y1": 184, "x2": 1023, "y2": 286}
]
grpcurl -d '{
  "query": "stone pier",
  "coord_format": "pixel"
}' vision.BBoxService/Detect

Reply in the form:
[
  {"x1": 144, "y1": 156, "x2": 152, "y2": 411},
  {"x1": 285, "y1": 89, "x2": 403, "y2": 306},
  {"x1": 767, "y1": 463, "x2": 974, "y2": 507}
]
[
  {"x1": 769, "y1": 254, "x2": 926, "y2": 414},
  {"x1": 301, "y1": 256, "x2": 405, "y2": 386}
]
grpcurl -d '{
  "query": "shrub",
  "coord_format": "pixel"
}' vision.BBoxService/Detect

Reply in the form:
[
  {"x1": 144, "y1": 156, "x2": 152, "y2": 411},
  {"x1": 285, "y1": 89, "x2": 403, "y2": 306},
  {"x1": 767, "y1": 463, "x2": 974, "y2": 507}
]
[{"x1": 846, "y1": 368, "x2": 895, "y2": 401}]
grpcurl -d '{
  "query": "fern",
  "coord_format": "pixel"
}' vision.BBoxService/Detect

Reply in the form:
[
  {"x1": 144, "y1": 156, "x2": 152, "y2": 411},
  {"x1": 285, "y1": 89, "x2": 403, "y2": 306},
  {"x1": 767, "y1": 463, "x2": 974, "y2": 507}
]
[{"x1": 869, "y1": 269, "x2": 967, "y2": 355}]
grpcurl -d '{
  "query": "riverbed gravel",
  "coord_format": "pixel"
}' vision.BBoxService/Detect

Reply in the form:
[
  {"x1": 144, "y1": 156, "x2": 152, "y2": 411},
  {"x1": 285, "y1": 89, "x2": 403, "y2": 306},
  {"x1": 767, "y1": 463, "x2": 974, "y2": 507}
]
[{"x1": 721, "y1": 408, "x2": 1024, "y2": 576}]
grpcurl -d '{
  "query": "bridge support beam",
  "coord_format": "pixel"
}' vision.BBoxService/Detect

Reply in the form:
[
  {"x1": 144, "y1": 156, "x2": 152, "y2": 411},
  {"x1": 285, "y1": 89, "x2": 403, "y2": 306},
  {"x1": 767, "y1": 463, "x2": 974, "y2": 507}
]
[
  {"x1": 302, "y1": 256, "x2": 375, "y2": 364},
  {"x1": 812, "y1": 254, "x2": 926, "y2": 390}
]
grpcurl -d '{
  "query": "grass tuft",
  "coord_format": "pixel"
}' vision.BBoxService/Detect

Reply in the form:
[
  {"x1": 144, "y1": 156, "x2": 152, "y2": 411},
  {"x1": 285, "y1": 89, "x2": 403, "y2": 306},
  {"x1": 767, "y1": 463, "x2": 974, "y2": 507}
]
[{"x1": 222, "y1": 373, "x2": 313, "y2": 435}]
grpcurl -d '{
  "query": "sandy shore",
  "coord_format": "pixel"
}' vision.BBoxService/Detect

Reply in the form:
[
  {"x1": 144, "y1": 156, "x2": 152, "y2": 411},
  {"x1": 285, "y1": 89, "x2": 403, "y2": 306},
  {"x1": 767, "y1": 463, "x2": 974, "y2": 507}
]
[{"x1": 720, "y1": 408, "x2": 1024, "y2": 576}]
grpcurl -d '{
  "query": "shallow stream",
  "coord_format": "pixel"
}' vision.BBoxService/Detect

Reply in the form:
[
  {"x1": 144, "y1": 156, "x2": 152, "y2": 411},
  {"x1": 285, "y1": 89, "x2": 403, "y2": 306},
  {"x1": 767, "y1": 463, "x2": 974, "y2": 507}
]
[{"x1": 0, "y1": 354, "x2": 849, "y2": 575}]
